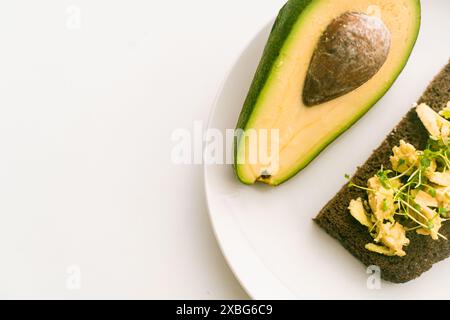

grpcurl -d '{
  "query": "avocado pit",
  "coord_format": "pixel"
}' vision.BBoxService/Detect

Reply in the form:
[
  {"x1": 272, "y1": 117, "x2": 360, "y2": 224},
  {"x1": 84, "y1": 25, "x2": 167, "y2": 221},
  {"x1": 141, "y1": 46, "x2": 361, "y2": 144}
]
[{"x1": 303, "y1": 12, "x2": 391, "y2": 106}]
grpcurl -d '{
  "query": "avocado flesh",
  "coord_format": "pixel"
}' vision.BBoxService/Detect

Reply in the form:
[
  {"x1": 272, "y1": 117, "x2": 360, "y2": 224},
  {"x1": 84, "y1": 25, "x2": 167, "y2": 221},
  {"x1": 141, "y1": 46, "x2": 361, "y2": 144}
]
[{"x1": 235, "y1": 0, "x2": 421, "y2": 186}]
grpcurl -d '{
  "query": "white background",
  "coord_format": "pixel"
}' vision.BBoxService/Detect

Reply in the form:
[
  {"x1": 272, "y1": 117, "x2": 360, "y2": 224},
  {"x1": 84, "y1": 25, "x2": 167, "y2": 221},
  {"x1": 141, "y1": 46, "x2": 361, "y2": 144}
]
[{"x1": 0, "y1": 0, "x2": 287, "y2": 299}]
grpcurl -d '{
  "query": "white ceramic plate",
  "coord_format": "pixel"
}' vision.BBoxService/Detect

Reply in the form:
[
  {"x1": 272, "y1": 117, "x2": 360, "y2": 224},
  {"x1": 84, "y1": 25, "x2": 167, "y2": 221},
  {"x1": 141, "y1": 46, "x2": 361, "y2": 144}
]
[{"x1": 204, "y1": 0, "x2": 450, "y2": 300}]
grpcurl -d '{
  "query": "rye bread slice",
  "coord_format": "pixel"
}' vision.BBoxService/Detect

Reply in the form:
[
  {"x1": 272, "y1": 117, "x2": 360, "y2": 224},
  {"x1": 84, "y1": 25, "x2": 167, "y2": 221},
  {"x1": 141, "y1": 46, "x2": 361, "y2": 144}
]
[{"x1": 315, "y1": 61, "x2": 450, "y2": 283}]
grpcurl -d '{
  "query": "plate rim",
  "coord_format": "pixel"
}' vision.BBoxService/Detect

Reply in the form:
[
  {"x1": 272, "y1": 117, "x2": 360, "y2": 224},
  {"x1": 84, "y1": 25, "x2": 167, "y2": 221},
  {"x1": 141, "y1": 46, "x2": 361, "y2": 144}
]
[{"x1": 202, "y1": 19, "x2": 297, "y2": 300}]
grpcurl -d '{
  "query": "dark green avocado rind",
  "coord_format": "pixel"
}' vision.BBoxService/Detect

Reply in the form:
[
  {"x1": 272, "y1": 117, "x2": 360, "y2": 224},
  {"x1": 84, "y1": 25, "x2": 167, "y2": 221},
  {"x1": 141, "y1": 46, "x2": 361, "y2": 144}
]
[
  {"x1": 235, "y1": 0, "x2": 314, "y2": 132},
  {"x1": 234, "y1": 0, "x2": 315, "y2": 183}
]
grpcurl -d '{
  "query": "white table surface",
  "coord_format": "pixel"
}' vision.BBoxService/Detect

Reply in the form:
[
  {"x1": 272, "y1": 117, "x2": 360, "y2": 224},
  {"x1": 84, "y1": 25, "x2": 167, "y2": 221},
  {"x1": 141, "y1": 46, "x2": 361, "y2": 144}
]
[{"x1": 0, "y1": 0, "x2": 287, "y2": 299}]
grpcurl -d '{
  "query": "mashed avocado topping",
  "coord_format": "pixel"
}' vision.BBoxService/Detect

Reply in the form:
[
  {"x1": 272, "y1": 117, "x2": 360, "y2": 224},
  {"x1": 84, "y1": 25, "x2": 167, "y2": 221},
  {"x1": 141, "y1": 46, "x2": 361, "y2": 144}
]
[{"x1": 347, "y1": 102, "x2": 450, "y2": 257}]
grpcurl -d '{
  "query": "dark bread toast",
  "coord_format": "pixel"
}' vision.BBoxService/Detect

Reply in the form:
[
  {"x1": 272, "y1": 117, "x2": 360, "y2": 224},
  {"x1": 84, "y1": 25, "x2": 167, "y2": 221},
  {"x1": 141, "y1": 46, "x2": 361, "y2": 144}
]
[{"x1": 315, "y1": 61, "x2": 450, "y2": 283}]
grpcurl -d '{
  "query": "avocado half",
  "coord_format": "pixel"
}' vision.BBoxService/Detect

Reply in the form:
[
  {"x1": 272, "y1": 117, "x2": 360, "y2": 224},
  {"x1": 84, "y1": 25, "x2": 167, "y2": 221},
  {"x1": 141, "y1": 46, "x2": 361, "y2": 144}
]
[{"x1": 235, "y1": 0, "x2": 421, "y2": 186}]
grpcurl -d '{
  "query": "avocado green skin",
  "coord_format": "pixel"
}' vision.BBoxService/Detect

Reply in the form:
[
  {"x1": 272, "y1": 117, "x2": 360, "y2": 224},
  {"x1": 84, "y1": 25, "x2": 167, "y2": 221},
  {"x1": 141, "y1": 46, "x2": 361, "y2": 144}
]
[
  {"x1": 234, "y1": 0, "x2": 421, "y2": 186},
  {"x1": 235, "y1": 0, "x2": 314, "y2": 132},
  {"x1": 234, "y1": 0, "x2": 314, "y2": 185}
]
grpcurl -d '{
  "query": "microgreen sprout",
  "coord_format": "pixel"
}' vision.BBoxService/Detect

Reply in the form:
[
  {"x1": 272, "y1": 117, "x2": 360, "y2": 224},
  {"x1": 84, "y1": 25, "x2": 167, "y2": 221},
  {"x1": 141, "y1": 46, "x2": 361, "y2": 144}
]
[
  {"x1": 376, "y1": 167, "x2": 392, "y2": 189},
  {"x1": 346, "y1": 129, "x2": 450, "y2": 249},
  {"x1": 413, "y1": 203, "x2": 422, "y2": 212},
  {"x1": 428, "y1": 187, "x2": 437, "y2": 198},
  {"x1": 421, "y1": 157, "x2": 431, "y2": 169},
  {"x1": 382, "y1": 199, "x2": 389, "y2": 212}
]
